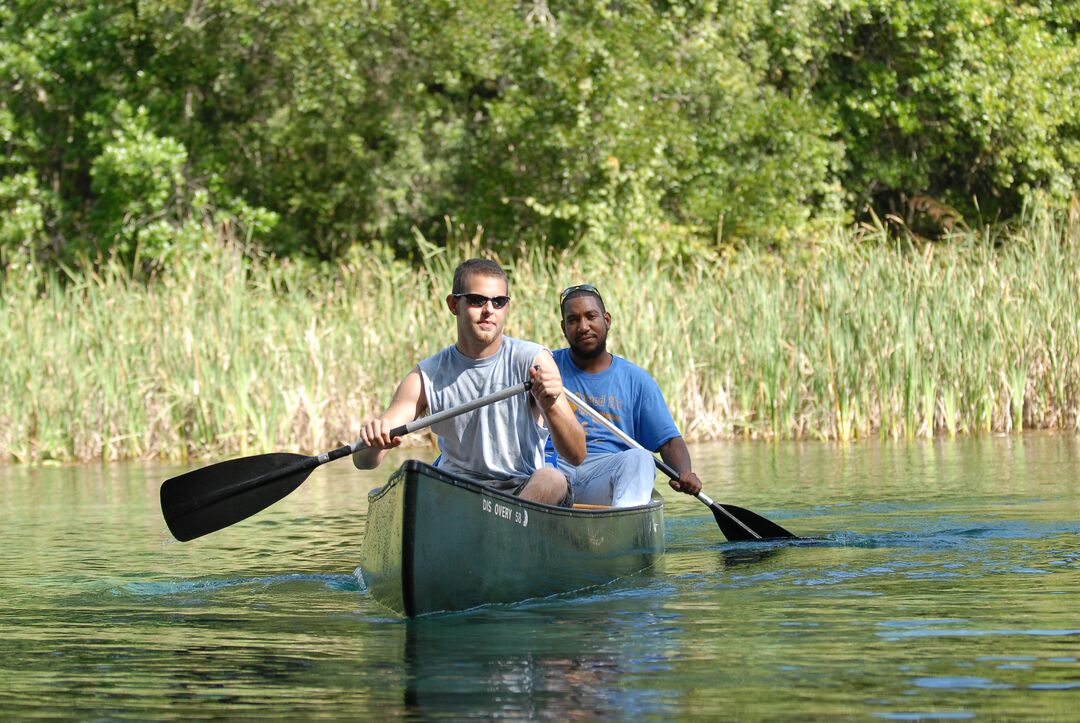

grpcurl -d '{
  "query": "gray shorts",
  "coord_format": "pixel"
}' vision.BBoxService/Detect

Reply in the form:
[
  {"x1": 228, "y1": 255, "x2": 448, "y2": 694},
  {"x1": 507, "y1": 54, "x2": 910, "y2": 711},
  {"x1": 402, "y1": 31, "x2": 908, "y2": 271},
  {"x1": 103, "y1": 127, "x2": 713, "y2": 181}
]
[{"x1": 490, "y1": 470, "x2": 574, "y2": 508}]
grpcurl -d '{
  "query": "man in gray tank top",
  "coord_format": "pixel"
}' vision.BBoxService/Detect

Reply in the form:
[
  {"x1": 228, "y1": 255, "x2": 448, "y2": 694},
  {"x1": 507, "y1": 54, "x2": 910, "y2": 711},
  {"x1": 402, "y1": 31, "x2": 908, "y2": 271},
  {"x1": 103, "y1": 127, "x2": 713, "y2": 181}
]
[{"x1": 352, "y1": 259, "x2": 585, "y2": 506}]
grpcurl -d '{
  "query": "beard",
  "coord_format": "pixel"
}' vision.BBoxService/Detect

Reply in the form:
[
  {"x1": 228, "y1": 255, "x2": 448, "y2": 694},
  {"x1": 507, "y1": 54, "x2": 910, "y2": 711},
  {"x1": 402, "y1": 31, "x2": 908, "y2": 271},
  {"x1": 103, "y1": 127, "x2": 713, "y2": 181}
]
[
  {"x1": 472, "y1": 322, "x2": 500, "y2": 344},
  {"x1": 571, "y1": 337, "x2": 607, "y2": 360}
]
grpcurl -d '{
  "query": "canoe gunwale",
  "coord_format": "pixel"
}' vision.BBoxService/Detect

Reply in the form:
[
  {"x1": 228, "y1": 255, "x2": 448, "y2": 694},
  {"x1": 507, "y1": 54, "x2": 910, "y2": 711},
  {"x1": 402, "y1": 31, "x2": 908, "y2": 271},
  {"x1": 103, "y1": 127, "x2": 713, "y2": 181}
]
[{"x1": 366, "y1": 459, "x2": 663, "y2": 517}]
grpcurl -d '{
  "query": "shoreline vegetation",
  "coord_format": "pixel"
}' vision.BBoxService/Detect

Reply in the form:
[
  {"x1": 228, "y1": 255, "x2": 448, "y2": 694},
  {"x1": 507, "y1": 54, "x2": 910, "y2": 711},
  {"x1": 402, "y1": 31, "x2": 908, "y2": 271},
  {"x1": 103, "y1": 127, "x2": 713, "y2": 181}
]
[{"x1": 3, "y1": 209, "x2": 1079, "y2": 464}]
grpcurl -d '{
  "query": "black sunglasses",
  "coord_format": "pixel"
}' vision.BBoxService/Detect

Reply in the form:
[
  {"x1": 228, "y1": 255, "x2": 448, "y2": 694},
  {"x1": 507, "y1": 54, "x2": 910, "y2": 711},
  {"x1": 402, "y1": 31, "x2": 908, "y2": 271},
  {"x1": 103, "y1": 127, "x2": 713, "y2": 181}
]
[
  {"x1": 453, "y1": 293, "x2": 511, "y2": 309},
  {"x1": 559, "y1": 284, "x2": 603, "y2": 305}
]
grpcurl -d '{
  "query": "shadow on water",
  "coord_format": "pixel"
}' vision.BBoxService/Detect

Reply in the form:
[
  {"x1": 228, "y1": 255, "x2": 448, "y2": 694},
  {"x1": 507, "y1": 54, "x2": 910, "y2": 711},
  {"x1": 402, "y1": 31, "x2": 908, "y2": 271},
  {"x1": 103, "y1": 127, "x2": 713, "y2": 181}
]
[{"x1": 714, "y1": 542, "x2": 789, "y2": 568}]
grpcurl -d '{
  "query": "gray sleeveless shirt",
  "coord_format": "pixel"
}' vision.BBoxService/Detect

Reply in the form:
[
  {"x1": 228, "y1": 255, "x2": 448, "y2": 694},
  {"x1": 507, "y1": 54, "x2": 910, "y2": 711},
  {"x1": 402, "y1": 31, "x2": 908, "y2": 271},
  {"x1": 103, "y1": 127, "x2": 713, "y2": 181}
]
[{"x1": 417, "y1": 336, "x2": 548, "y2": 483}]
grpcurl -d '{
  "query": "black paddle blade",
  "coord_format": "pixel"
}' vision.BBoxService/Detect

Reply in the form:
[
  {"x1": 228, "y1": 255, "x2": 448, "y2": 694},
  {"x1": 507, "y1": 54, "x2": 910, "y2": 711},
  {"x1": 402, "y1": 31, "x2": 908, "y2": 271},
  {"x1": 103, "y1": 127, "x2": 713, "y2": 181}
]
[
  {"x1": 711, "y1": 502, "x2": 799, "y2": 541},
  {"x1": 161, "y1": 452, "x2": 314, "y2": 542}
]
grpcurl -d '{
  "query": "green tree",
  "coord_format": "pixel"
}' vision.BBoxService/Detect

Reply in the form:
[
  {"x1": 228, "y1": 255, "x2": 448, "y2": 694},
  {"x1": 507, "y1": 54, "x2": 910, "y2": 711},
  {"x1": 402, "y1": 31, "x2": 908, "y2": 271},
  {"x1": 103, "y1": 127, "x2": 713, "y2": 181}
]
[
  {"x1": 2, "y1": 0, "x2": 1078, "y2": 267},
  {"x1": 803, "y1": 0, "x2": 1080, "y2": 220}
]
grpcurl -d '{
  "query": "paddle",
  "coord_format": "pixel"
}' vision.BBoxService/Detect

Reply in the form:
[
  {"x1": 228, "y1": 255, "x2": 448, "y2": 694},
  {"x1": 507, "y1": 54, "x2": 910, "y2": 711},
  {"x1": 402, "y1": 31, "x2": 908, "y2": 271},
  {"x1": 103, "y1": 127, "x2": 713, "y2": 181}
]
[
  {"x1": 562, "y1": 389, "x2": 798, "y2": 541},
  {"x1": 161, "y1": 380, "x2": 533, "y2": 542}
]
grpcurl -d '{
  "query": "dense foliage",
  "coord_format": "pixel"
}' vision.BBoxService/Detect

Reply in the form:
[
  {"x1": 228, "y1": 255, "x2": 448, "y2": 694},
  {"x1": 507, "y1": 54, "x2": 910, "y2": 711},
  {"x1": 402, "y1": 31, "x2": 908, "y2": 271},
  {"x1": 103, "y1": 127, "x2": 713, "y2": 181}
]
[{"x1": 2, "y1": 0, "x2": 1078, "y2": 268}]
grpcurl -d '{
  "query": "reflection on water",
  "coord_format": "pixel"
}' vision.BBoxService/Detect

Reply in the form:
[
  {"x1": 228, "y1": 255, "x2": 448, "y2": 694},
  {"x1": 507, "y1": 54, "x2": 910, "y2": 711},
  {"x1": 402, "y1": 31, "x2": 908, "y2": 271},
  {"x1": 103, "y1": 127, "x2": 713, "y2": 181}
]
[
  {"x1": 1, "y1": 436, "x2": 1079, "y2": 718},
  {"x1": 401, "y1": 601, "x2": 677, "y2": 720}
]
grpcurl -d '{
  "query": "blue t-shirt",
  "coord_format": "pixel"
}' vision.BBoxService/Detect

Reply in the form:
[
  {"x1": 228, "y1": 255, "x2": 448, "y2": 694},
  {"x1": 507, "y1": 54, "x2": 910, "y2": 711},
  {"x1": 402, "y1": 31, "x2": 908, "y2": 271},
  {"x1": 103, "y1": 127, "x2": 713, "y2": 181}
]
[{"x1": 546, "y1": 349, "x2": 680, "y2": 463}]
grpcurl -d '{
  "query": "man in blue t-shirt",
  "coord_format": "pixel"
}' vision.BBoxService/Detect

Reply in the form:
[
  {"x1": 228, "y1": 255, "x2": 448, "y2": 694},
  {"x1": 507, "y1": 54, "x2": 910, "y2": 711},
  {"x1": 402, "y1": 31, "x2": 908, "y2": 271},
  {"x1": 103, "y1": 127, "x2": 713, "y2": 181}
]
[{"x1": 546, "y1": 284, "x2": 703, "y2": 507}]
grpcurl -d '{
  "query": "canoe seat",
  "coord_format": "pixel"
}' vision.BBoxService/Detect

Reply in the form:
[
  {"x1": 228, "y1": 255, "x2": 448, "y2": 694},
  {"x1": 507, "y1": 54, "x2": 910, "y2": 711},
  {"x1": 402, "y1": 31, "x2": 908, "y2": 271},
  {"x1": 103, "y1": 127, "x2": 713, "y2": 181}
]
[{"x1": 572, "y1": 503, "x2": 612, "y2": 510}]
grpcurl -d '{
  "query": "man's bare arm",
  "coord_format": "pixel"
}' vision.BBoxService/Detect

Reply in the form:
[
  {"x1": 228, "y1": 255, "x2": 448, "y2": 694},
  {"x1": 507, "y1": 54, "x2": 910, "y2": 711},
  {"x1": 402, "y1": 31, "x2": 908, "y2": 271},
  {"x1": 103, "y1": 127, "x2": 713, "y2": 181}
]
[
  {"x1": 529, "y1": 353, "x2": 586, "y2": 465},
  {"x1": 352, "y1": 368, "x2": 427, "y2": 470},
  {"x1": 657, "y1": 436, "x2": 702, "y2": 495}
]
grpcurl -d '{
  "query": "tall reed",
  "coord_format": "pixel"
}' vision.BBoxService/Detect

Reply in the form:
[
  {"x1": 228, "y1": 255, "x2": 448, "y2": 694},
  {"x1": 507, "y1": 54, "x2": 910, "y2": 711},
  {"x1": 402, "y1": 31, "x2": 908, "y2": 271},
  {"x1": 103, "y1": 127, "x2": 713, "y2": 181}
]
[{"x1": 3, "y1": 209, "x2": 1079, "y2": 462}]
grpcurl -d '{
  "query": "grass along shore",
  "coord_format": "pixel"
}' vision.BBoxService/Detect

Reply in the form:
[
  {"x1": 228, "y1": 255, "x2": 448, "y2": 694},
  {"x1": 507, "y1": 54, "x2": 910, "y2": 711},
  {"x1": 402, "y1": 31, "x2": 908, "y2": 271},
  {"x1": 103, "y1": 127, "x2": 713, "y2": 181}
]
[{"x1": 3, "y1": 211, "x2": 1080, "y2": 463}]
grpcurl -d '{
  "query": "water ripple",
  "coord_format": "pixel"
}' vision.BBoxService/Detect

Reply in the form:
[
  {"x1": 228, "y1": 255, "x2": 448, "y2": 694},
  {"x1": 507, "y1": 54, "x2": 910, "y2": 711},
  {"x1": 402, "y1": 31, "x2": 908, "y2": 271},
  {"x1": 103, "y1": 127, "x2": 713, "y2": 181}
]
[
  {"x1": 878, "y1": 627, "x2": 1080, "y2": 640},
  {"x1": 911, "y1": 676, "x2": 1013, "y2": 690},
  {"x1": 119, "y1": 572, "x2": 361, "y2": 597}
]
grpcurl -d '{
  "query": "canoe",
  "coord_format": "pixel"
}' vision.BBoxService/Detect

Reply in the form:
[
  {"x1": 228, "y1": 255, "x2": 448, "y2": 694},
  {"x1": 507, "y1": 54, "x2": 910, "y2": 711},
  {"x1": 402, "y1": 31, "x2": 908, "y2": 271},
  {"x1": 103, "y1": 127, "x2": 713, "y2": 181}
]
[{"x1": 358, "y1": 460, "x2": 665, "y2": 616}]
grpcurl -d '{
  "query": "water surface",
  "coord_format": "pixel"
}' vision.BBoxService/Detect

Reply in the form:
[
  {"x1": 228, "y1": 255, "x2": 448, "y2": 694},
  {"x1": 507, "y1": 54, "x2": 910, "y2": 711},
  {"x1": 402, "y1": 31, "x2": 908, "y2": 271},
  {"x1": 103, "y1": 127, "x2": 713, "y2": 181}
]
[{"x1": 2, "y1": 435, "x2": 1078, "y2": 718}]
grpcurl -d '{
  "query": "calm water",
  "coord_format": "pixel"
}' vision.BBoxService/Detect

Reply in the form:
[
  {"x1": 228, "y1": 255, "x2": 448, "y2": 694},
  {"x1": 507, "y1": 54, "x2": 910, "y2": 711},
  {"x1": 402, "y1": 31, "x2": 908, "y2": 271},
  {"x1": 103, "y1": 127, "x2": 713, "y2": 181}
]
[{"x1": 2, "y1": 434, "x2": 1079, "y2": 719}]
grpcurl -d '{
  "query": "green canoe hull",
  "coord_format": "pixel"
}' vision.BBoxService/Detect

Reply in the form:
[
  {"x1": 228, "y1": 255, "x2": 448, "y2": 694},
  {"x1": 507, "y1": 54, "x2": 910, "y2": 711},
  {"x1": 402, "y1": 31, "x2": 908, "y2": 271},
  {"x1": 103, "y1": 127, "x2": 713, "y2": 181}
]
[{"x1": 359, "y1": 460, "x2": 665, "y2": 616}]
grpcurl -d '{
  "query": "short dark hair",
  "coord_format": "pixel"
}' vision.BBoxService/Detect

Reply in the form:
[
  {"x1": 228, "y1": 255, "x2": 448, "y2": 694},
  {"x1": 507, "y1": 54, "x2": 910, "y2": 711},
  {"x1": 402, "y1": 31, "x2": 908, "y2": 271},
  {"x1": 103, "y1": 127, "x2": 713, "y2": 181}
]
[
  {"x1": 452, "y1": 258, "x2": 507, "y2": 294},
  {"x1": 559, "y1": 284, "x2": 606, "y2": 316}
]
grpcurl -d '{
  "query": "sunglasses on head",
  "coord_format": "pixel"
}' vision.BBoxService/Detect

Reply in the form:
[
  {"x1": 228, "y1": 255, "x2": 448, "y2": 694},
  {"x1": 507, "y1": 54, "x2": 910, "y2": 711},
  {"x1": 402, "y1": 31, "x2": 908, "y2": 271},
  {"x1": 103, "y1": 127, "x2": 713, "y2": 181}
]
[
  {"x1": 453, "y1": 293, "x2": 511, "y2": 309},
  {"x1": 559, "y1": 284, "x2": 603, "y2": 305}
]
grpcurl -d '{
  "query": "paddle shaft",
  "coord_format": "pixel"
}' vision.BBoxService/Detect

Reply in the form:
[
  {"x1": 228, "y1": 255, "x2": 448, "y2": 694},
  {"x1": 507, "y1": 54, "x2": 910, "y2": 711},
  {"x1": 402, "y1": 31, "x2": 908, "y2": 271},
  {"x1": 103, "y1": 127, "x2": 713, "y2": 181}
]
[
  {"x1": 563, "y1": 389, "x2": 764, "y2": 541},
  {"x1": 185, "y1": 380, "x2": 533, "y2": 514}
]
